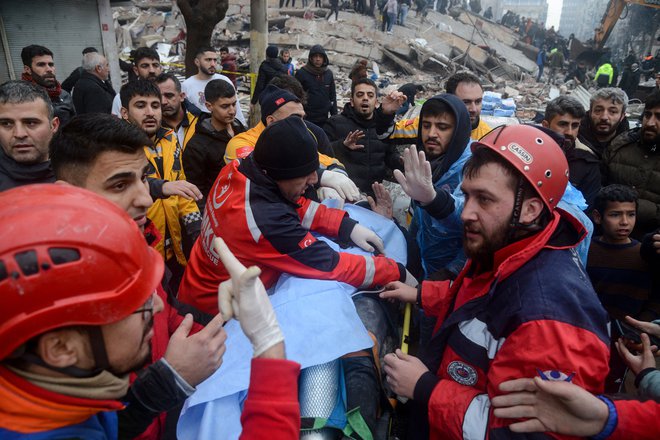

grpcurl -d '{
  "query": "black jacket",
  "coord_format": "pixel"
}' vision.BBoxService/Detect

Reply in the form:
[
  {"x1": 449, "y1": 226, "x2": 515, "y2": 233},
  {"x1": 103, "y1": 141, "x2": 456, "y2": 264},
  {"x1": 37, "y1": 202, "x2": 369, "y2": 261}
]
[
  {"x1": 72, "y1": 71, "x2": 116, "y2": 114},
  {"x1": 183, "y1": 114, "x2": 246, "y2": 211},
  {"x1": 564, "y1": 138, "x2": 601, "y2": 210},
  {"x1": 324, "y1": 103, "x2": 401, "y2": 194},
  {"x1": 52, "y1": 89, "x2": 76, "y2": 127},
  {"x1": 251, "y1": 58, "x2": 287, "y2": 104},
  {"x1": 0, "y1": 149, "x2": 54, "y2": 192},
  {"x1": 295, "y1": 45, "x2": 337, "y2": 126},
  {"x1": 61, "y1": 66, "x2": 84, "y2": 93}
]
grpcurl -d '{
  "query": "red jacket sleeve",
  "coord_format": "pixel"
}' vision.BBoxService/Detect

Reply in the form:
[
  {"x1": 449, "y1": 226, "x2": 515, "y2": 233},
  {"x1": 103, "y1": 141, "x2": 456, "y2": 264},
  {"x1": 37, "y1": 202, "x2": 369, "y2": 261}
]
[
  {"x1": 609, "y1": 400, "x2": 660, "y2": 440},
  {"x1": 295, "y1": 199, "x2": 345, "y2": 237},
  {"x1": 428, "y1": 320, "x2": 610, "y2": 439},
  {"x1": 240, "y1": 358, "x2": 301, "y2": 439},
  {"x1": 420, "y1": 279, "x2": 455, "y2": 320}
]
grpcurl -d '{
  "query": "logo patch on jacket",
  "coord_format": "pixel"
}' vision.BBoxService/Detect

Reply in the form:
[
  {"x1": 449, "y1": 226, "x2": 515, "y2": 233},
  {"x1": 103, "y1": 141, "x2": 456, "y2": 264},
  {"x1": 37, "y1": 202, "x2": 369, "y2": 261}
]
[
  {"x1": 447, "y1": 361, "x2": 478, "y2": 386},
  {"x1": 537, "y1": 369, "x2": 575, "y2": 382},
  {"x1": 298, "y1": 233, "x2": 316, "y2": 249}
]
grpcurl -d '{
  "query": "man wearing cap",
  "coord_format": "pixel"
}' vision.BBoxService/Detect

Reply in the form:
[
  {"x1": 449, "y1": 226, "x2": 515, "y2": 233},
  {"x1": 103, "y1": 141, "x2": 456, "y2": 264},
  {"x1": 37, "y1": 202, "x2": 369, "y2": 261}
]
[
  {"x1": 225, "y1": 84, "x2": 360, "y2": 201},
  {"x1": 179, "y1": 115, "x2": 413, "y2": 313},
  {"x1": 380, "y1": 125, "x2": 609, "y2": 439}
]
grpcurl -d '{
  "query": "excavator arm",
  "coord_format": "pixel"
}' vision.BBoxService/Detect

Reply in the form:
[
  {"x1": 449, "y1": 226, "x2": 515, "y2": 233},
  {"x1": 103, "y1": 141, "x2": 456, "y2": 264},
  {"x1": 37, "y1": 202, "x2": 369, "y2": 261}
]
[{"x1": 595, "y1": 0, "x2": 660, "y2": 50}]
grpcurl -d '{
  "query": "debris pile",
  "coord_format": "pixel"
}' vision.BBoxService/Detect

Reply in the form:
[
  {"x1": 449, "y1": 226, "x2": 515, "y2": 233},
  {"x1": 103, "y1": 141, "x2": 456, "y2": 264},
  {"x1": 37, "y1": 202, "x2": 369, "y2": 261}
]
[{"x1": 111, "y1": 1, "x2": 612, "y2": 123}]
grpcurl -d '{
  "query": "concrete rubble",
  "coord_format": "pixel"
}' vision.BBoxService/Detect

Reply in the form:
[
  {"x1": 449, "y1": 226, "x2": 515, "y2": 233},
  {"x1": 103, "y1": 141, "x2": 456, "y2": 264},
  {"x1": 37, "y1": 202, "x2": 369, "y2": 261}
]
[{"x1": 112, "y1": 1, "x2": 626, "y2": 126}]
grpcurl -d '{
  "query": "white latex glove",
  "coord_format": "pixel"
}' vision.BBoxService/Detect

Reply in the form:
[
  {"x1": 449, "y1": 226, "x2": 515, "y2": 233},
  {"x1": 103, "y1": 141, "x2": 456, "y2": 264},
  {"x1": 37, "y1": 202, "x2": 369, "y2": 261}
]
[
  {"x1": 214, "y1": 238, "x2": 284, "y2": 357},
  {"x1": 393, "y1": 148, "x2": 436, "y2": 205},
  {"x1": 350, "y1": 223, "x2": 385, "y2": 254},
  {"x1": 320, "y1": 170, "x2": 360, "y2": 202},
  {"x1": 317, "y1": 186, "x2": 344, "y2": 205}
]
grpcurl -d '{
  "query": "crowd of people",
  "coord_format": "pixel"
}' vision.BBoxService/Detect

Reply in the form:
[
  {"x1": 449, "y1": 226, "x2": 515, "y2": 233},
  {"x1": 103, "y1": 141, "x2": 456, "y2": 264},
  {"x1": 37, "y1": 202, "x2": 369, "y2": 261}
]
[{"x1": 0, "y1": 29, "x2": 659, "y2": 440}]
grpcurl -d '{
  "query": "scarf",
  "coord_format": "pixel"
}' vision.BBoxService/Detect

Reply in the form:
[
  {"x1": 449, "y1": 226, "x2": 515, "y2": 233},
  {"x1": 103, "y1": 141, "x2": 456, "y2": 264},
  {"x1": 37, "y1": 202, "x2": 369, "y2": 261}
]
[
  {"x1": 302, "y1": 63, "x2": 327, "y2": 77},
  {"x1": 21, "y1": 71, "x2": 62, "y2": 100},
  {"x1": 7, "y1": 365, "x2": 129, "y2": 400}
]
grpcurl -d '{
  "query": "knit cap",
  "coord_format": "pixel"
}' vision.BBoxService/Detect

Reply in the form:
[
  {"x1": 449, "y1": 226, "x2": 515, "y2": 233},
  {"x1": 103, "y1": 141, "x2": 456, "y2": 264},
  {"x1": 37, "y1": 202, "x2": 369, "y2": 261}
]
[
  {"x1": 266, "y1": 45, "x2": 279, "y2": 58},
  {"x1": 253, "y1": 116, "x2": 319, "y2": 180}
]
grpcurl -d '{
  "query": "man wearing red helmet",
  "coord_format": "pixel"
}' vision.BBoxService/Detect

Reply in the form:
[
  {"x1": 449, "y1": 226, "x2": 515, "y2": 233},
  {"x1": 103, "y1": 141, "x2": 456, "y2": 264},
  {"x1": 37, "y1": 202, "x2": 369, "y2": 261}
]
[
  {"x1": 0, "y1": 185, "x2": 300, "y2": 439},
  {"x1": 380, "y1": 125, "x2": 610, "y2": 439},
  {"x1": 0, "y1": 185, "x2": 165, "y2": 438}
]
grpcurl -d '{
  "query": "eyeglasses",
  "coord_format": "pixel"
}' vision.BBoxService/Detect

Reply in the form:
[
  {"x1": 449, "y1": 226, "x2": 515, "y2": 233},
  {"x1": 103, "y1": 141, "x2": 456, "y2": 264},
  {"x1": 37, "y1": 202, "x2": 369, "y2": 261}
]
[{"x1": 132, "y1": 293, "x2": 155, "y2": 321}]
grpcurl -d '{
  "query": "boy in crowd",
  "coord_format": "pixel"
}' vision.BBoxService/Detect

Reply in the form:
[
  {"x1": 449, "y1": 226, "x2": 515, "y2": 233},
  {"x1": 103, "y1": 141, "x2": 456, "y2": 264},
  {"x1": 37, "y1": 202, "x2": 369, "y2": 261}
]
[
  {"x1": 587, "y1": 184, "x2": 657, "y2": 392},
  {"x1": 183, "y1": 79, "x2": 246, "y2": 211}
]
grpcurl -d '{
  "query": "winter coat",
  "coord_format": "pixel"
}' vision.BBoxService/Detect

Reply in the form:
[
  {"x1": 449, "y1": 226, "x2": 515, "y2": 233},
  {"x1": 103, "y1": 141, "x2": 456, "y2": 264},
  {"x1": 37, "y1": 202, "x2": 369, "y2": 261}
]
[
  {"x1": 0, "y1": 149, "x2": 54, "y2": 192},
  {"x1": 144, "y1": 128, "x2": 202, "y2": 265},
  {"x1": 51, "y1": 89, "x2": 76, "y2": 126},
  {"x1": 183, "y1": 114, "x2": 246, "y2": 211},
  {"x1": 414, "y1": 209, "x2": 609, "y2": 439},
  {"x1": 178, "y1": 156, "x2": 404, "y2": 314},
  {"x1": 324, "y1": 103, "x2": 402, "y2": 194},
  {"x1": 72, "y1": 71, "x2": 116, "y2": 114},
  {"x1": 565, "y1": 137, "x2": 601, "y2": 209},
  {"x1": 602, "y1": 127, "x2": 660, "y2": 236},
  {"x1": 251, "y1": 58, "x2": 287, "y2": 104},
  {"x1": 295, "y1": 45, "x2": 337, "y2": 126},
  {"x1": 618, "y1": 67, "x2": 641, "y2": 99}
]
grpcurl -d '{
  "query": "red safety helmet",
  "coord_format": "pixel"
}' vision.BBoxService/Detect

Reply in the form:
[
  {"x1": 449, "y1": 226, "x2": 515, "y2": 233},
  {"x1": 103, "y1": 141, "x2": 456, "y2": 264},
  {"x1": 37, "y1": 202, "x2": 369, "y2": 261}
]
[
  {"x1": 471, "y1": 124, "x2": 569, "y2": 210},
  {"x1": 0, "y1": 184, "x2": 164, "y2": 360}
]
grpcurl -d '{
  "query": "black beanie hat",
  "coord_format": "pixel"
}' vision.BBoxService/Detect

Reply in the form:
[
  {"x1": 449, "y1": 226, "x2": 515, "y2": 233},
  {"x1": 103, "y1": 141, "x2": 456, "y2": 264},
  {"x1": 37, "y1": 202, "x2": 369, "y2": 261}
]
[
  {"x1": 266, "y1": 45, "x2": 279, "y2": 58},
  {"x1": 259, "y1": 84, "x2": 301, "y2": 124},
  {"x1": 253, "y1": 116, "x2": 319, "y2": 180}
]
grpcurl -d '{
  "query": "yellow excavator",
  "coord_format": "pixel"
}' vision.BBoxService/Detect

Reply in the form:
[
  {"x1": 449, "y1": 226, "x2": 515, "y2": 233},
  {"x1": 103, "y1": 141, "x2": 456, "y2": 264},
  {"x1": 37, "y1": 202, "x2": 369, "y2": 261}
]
[
  {"x1": 573, "y1": 0, "x2": 660, "y2": 64},
  {"x1": 594, "y1": 0, "x2": 660, "y2": 50}
]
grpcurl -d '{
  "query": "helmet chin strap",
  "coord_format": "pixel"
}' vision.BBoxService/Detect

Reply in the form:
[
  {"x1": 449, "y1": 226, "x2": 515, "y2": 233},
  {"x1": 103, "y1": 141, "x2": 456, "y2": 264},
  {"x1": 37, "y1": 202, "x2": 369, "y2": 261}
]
[
  {"x1": 17, "y1": 326, "x2": 112, "y2": 379},
  {"x1": 507, "y1": 175, "x2": 544, "y2": 244}
]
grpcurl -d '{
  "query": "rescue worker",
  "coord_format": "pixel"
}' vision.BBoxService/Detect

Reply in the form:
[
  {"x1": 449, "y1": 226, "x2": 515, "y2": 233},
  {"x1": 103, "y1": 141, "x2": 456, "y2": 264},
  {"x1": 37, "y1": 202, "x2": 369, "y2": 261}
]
[
  {"x1": 155, "y1": 73, "x2": 202, "y2": 151},
  {"x1": 381, "y1": 124, "x2": 610, "y2": 439},
  {"x1": 119, "y1": 80, "x2": 202, "y2": 289},
  {"x1": 225, "y1": 84, "x2": 360, "y2": 201},
  {"x1": 446, "y1": 71, "x2": 492, "y2": 140}
]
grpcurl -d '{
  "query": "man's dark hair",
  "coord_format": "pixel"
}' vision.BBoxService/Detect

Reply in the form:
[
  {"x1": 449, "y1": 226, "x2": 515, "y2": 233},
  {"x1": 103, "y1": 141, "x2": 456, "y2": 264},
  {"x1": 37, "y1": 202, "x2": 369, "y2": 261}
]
[
  {"x1": 21, "y1": 45, "x2": 53, "y2": 67},
  {"x1": 269, "y1": 75, "x2": 306, "y2": 104},
  {"x1": 421, "y1": 98, "x2": 453, "y2": 119},
  {"x1": 219, "y1": 46, "x2": 229, "y2": 53},
  {"x1": 82, "y1": 47, "x2": 98, "y2": 55},
  {"x1": 205, "y1": 79, "x2": 235, "y2": 103},
  {"x1": 445, "y1": 71, "x2": 482, "y2": 94},
  {"x1": 50, "y1": 113, "x2": 150, "y2": 186},
  {"x1": 351, "y1": 78, "x2": 378, "y2": 97},
  {"x1": 544, "y1": 95, "x2": 586, "y2": 122},
  {"x1": 120, "y1": 80, "x2": 161, "y2": 108},
  {"x1": 155, "y1": 72, "x2": 181, "y2": 92},
  {"x1": 593, "y1": 184, "x2": 639, "y2": 215},
  {"x1": 0, "y1": 80, "x2": 54, "y2": 120},
  {"x1": 644, "y1": 91, "x2": 660, "y2": 113},
  {"x1": 195, "y1": 46, "x2": 216, "y2": 58},
  {"x1": 132, "y1": 47, "x2": 160, "y2": 65}
]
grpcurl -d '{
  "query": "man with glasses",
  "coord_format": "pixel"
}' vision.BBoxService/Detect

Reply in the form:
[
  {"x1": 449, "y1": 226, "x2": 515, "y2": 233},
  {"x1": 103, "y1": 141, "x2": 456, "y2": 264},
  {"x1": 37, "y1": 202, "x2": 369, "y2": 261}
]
[
  {"x1": 49, "y1": 113, "x2": 224, "y2": 439},
  {"x1": 0, "y1": 184, "x2": 300, "y2": 439}
]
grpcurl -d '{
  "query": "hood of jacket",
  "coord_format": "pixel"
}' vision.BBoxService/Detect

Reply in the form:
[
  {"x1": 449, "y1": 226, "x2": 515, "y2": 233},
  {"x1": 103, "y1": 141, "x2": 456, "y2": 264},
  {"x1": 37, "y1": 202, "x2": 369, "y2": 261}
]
[
  {"x1": 308, "y1": 45, "x2": 329, "y2": 67},
  {"x1": 416, "y1": 93, "x2": 471, "y2": 182},
  {"x1": 261, "y1": 57, "x2": 287, "y2": 76}
]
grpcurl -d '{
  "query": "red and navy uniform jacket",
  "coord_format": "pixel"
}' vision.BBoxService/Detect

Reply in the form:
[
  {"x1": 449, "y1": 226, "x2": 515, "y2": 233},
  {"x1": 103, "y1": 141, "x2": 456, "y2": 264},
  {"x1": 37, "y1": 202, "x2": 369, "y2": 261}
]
[
  {"x1": 179, "y1": 155, "x2": 403, "y2": 314},
  {"x1": 412, "y1": 209, "x2": 611, "y2": 439},
  {"x1": 610, "y1": 400, "x2": 660, "y2": 440},
  {"x1": 240, "y1": 358, "x2": 301, "y2": 439}
]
